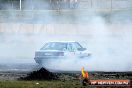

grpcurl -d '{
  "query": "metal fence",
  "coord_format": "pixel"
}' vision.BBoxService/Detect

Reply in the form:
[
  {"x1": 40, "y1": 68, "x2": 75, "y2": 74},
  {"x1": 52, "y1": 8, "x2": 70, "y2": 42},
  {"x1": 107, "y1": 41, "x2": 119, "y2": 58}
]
[
  {"x1": 80, "y1": 0, "x2": 132, "y2": 10},
  {"x1": 0, "y1": 0, "x2": 132, "y2": 11}
]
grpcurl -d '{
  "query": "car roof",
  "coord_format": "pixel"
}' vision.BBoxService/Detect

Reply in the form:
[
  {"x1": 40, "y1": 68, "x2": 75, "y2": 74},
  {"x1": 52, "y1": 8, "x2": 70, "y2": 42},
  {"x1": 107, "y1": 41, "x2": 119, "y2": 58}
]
[{"x1": 47, "y1": 41, "x2": 78, "y2": 43}]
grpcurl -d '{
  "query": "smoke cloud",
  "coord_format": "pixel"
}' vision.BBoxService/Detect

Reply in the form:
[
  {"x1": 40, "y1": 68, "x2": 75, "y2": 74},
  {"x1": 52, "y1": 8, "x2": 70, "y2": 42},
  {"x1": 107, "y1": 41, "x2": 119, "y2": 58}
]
[{"x1": 0, "y1": 0, "x2": 132, "y2": 72}]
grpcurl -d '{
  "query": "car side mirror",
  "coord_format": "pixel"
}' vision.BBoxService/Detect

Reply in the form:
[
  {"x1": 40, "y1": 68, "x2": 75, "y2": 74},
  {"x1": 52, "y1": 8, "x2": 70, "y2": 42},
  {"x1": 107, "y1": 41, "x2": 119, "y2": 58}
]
[{"x1": 77, "y1": 48, "x2": 86, "y2": 51}]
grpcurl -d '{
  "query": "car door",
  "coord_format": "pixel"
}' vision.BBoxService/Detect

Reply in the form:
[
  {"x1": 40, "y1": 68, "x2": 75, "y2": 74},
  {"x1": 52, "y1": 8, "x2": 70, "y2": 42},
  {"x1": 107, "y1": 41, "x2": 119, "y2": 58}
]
[
  {"x1": 66, "y1": 42, "x2": 82, "y2": 58},
  {"x1": 71, "y1": 42, "x2": 87, "y2": 58},
  {"x1": 66, "y1": 43, "x2": 76, "y2": 57}
]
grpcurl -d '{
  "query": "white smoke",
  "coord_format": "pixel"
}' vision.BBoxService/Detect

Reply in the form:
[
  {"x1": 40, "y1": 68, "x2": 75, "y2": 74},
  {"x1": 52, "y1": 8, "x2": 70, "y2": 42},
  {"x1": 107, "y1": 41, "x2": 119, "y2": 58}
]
[
  {"x1": 0, "y1": 0, "x2": 132, "y2": 72},
  {"x1": 40, "y1": 16, "x2": 132, "y2": 72}
]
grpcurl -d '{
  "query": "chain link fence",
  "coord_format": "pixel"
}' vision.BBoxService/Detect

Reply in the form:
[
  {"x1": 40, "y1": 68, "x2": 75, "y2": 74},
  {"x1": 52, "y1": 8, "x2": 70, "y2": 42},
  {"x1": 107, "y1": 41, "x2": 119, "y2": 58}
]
[{"x1": 80, "y1": 0, "x2": 132, "y2": 10}]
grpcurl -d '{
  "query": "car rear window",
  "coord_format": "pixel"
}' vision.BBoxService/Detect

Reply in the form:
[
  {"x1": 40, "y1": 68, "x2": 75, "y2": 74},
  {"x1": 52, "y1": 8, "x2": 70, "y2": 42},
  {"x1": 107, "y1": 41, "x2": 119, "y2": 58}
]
[{"x1": 41, "y1": 42, "x2": 67, "y2": 50}]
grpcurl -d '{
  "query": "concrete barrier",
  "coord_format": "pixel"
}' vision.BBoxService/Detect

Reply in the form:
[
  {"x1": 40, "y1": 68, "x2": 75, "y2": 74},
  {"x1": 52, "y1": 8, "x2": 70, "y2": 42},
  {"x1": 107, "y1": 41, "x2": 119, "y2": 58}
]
[
  {"x1": 0, "y1": 23, "x2": 132, "y2": 35},
  {"x1": 0, "y1": 23, "x2": 97, "y2": 35}
]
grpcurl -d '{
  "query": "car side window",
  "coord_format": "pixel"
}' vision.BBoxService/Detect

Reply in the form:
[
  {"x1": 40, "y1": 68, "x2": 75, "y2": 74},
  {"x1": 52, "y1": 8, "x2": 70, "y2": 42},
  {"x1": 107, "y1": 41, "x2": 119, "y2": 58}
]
[{"x1": 75, "y1": 42, "x2": 83, "y2": 49}]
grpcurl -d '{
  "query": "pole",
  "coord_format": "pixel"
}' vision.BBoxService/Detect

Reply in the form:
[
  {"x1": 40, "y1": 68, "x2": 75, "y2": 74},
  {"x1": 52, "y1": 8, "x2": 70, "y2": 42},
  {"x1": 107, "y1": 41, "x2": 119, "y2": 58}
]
[
  {"x1": 91, "y1": 0, "x2": 92, "y2": 8},
  {"x1": 11, "y1": 0, "x2": 13, "y2": 9},
  {"x1": 111, "y1": 0, "x2": 112, "y2": 12},
  {"x1": 20, "y1": 0, "x2": 21, "y2": 10}
]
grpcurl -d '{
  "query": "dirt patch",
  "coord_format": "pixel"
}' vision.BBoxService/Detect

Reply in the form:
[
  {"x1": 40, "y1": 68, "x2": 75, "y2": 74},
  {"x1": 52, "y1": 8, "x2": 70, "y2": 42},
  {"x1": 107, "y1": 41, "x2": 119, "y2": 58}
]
[{"x1": 20, "y1": 68, "x2": 58, "y2": 80}]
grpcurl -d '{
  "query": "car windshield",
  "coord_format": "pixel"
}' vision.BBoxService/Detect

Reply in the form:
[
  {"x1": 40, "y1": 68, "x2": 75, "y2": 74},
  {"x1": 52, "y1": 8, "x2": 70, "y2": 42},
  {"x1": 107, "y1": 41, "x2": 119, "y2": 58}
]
[{"x1": 41, "y1": 42, "x2": 67, "y2": 50}]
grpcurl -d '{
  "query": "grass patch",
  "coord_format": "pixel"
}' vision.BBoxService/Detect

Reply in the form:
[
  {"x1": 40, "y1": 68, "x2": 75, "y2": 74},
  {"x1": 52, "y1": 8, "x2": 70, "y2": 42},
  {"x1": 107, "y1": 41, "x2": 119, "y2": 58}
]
[
  {"x1": 0, "y1": 80, "x2": 129, "y2": 88},
  {"x1": 0, "y1": 80, "x2": 82, "y2": 88}
]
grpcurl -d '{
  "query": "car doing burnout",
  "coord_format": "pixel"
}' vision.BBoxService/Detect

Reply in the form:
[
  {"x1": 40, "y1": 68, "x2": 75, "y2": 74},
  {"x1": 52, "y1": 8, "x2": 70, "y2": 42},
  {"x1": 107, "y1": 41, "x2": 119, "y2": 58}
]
[{"x1": 34, "y1": 41, "x2": 91, "y2": 64}]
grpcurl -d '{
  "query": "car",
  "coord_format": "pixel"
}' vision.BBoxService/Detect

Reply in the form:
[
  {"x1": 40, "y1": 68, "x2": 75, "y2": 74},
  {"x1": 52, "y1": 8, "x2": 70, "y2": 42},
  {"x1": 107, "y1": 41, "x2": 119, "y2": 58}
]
[{"x1": 34, "y1": 41, "x2": 91, "y2": 64}]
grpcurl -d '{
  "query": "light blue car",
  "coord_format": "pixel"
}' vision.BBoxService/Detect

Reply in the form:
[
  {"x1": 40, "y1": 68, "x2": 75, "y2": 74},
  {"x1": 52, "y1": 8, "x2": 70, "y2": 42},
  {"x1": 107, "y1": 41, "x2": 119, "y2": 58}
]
[{"x1": 34, "y1": 41, "x2": 91, "y2": 64}]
